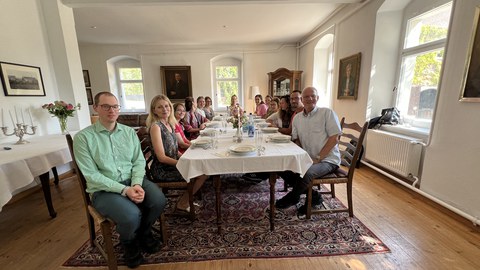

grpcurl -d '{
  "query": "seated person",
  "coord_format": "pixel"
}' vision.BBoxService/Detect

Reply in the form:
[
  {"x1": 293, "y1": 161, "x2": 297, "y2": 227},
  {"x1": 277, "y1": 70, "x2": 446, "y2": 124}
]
[
  {"x1": 74, "y1": 91, "x2": 166, "y2": 268},
  {"x1": 276, "y1": 87, "x2": 341, "y2": 215},
  {"x1": 254, "y1": 94, "x2": 268, "y2": 118},
  {"x1": 183, "y1": 96, "x2": 209, "y2": 140},
  {"x1": 195, "y1": 96, "x2": 207, "y2": 118},
  {"x1": 264, "y1": 96, "x2": 279, "y2": 119},
  {"x1": 173, "y1": 103, "x2": 191, "y2": 154},
  {"x1": 147, "y1": 95, "x2": 207, "y2": 212},
  {"x1": 203, "y1": 96, "x2": 215, "y2": 120},
  {"x1": 229, "y1": 94, "x2": 243, "y2": 116},
  {"x1": 278, "y1": 91, "x2": 304, "y2": 135},
  {"x1": 267, "y1": 95, "x2": 292, "y2": 128}
]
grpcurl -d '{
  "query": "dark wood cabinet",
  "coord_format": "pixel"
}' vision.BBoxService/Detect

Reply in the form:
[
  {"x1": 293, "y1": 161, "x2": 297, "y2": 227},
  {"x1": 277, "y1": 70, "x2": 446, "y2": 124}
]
[{"x1": 268, "y1": 68, "x2": 302, "y2": 97}]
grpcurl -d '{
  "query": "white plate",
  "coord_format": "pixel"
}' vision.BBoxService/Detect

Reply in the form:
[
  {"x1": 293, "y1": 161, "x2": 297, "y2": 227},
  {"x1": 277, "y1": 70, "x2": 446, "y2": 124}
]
[
  {"x1": 192, "y1": 138, "x2": 212, "y2": 145},
  {"x1": 254, "y1": 119, "x2": 266, "y2": 123},
  {"x1": 205, "y1": 121, "x2": 221, "y2": 128},
  {"x1": 212, "y1": 116, "x2": 223, "y2": 121},
  {"x1": 270, "y1": 134, "x2": 291, "y2": 143},
  {"x1": 200, "y1": 129, "x2": 216, "y2": 136},
  {"x1": 261, "y1": 127, "x2": 279, "y2": 133},
  {"x1": 257, "y1": 122, "x2": 270, "y2": 128},
  {"x1": 229, "y1": 144, "x2": 256, "y2": 154}
]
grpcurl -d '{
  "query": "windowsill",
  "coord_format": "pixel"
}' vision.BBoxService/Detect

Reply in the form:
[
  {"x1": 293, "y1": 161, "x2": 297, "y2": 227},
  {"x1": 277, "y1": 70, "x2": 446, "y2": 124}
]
[{"x1": 379, "y1": 125, "x2": 430, "y2": 141}]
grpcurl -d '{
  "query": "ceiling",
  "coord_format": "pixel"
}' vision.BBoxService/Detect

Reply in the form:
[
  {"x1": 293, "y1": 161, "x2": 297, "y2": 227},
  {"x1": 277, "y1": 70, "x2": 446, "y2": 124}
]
[{"x1": 64, "y1": 0, "x2": 364, "y2": 46}]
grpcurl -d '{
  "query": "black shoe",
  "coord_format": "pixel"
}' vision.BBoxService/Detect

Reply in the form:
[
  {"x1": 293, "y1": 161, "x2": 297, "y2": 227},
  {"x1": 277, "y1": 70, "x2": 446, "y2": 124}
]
[
  {"x1": 298, "y1": 191, "x2": 324, "y2": 215},
  {"x1": 139, "y1": 230, "x2": 162, "y2": 254},
  {"x1": 123, "y1": 240, "x2": 143, "y2": 268},
  {"x1": 275, "y1": 191, "x2": 300, "y2": 209}
]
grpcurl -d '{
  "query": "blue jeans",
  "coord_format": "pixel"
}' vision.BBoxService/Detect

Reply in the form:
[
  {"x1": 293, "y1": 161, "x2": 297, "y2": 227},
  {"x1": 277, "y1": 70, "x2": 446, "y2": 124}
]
[
  {"x1": 92, "y1": 177, "x2": 166, "y2": 243},
  {"x1": 279, "y1": 161, "x2": 338, "y2": 196}
]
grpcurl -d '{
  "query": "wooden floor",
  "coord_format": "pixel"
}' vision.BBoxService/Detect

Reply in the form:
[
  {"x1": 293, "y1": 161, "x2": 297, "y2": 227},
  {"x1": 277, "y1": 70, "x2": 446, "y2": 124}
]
[{"x1": 1, "y1": 166, "x2": 479, "y2": 270}]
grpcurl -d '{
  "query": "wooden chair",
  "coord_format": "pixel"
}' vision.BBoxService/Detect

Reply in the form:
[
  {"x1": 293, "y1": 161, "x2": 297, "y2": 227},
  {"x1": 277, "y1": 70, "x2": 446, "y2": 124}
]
[
  {"x1": 305, "y1": 118, "x2": 368, "y2": 219},
  {"x1": 66, "y1": 134, "x2": 117, "y2": 270},
  {"x1": 136, "y1": 127, "x2": 196, "y2": 221},
  {"x1": 67, "y1": 134, "x2": 167, "y2": 270}
]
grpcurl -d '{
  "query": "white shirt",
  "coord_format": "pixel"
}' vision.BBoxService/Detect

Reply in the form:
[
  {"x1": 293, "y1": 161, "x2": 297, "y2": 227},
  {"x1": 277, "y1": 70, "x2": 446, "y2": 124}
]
[
  {"x1": 266, "y1": 112, "x2": 282, "y2": 127},
  {"x1": 291, "y1": 106, "x2": 341, "y2": 165}
]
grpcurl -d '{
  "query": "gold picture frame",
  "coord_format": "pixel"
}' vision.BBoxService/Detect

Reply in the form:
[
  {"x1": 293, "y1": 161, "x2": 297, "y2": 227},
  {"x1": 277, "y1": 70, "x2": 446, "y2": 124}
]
[
  {"x1": 461, "y1": 7, "x2": 480, "y2": 102},
  {"x1": 337, "y1": 53, "x2": 361, "y2": 100},
  {"x1": 160, "y1": 66, "x2": 192, "y2": 103}
]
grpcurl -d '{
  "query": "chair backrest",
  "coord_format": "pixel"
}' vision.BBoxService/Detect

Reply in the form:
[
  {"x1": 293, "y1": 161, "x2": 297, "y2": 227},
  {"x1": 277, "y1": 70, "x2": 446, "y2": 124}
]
[
  {"x1": 143, "y1": 145, "x2": 155, "y2": 182},
  {"x1": 337, "y1": 117, "x2": 368, "y2": 179},
  {"x1": 66, "y1": 134, "x2": 92, "y2": 208}
]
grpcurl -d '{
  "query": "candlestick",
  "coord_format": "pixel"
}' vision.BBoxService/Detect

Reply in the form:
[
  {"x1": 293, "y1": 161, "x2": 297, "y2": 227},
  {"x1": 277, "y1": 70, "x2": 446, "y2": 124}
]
[
  {"x1": 28, "y1": 109, "x2": 34, "y2": 126},
  {"x1": 21, "y1": 108, "x2": 25, "y2": 124},
  {"x1": 14, "y1": 106, "x2": 19, "y2": 123},
  {"x1": 9, "y1": 110, "x2": 15, "y2": 125}
]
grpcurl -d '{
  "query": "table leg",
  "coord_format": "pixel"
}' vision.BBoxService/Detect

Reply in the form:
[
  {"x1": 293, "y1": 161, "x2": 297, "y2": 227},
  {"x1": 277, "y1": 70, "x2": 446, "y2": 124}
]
[
  {"x1": 213, "y1": 175, "x2": 222, "y2": 233},
  {"x1": 39, "y1": 171, "x2": 57, "y2": 218},
  {"x1": 52, "y1": 167, "x2": 59, "y2": 185},
  {"x1": 269, "y1": 172, "x2": 277, "y2": 231}
]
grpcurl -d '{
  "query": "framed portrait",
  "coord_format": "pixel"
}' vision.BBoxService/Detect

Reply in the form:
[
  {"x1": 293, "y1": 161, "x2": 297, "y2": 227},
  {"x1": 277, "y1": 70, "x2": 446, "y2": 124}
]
[
  {"x1": 160, "y1": 66, "x2": 192, "y2": 102},
  {"x1": 86, "y1": 88, "x2": 93, "y2": 105},
  {"x1": 83, "y1": 70, "x2": 91, "y2": 87},
  {"x1": 337, "y1": 53, "x2": 361, "y2": 100},
  {"x1": 0, "y1": 62, "x2": 46, "y2": 96},
  {"x1": 461, "y1": 8, "x2": 480, "y2": 102}
]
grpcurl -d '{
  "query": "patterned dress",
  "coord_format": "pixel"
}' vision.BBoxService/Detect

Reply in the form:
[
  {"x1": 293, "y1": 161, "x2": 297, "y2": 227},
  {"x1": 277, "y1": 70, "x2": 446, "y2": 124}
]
[
  {"x1": 150, "y1": 121, "x2": 184, "y2": 182},
  {"x1": 203, "y1": 107, "x2": 215, "y2": 121}
]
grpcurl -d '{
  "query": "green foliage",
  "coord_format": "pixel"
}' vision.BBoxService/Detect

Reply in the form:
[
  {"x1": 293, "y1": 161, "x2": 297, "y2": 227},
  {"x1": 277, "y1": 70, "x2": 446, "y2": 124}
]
[
  {"x1": 119, "y1": 68, "x2": 142, "y2": 80},
  {"x1": 412, "y1": 25, "x2": 447, "y2": 86},
  {"x1": 216, "y1": 66, "x2": 238, "y2": 79},
  {"x1": 122, "y1": 83, "x2": 144, "y2": 95},
  {"x1": 217, "y1": 81, "x2": 239, "y2": 106}
]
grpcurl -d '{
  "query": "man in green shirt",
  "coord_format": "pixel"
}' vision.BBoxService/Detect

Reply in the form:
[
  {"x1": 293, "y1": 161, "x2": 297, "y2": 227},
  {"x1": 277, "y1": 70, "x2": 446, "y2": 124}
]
[{"x1": 74, "y1": 92, "x2": 166, "y2": 268}]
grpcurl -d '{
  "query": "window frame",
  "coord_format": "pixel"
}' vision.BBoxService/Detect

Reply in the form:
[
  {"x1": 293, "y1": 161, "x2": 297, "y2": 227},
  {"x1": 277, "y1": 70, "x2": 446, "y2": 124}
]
[
  {"x1": 114, "y1": 59, "x2": 146, "y2": 113},
  {"x1": 211, "y1": 57, "x2": 243, "y2": 111},
  {"x1": 394, "y1": 1, "x2": 452, "y2": 130}
]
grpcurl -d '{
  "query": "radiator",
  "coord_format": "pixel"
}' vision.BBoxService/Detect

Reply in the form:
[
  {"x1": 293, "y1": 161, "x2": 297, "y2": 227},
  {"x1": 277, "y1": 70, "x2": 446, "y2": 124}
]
[{"x1": 364, "y1": 129, "x2": 423, "y2": 178}]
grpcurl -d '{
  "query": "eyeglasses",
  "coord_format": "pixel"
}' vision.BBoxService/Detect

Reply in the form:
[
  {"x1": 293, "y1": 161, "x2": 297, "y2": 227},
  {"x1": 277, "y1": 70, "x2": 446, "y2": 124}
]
[{"x1": 98, "y1": 104, "x2": 121, "y2": 111}]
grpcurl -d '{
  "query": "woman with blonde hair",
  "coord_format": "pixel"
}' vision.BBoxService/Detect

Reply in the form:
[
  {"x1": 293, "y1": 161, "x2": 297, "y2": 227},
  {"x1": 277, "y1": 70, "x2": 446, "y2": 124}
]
[{"x1": 147, "y1": 95, "x2": 207, "y2": 212}]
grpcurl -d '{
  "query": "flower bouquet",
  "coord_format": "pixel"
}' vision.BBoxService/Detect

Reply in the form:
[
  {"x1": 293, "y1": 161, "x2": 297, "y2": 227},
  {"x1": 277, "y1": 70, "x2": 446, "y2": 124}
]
[
  {"x1": 42, "y1": 101, "x2": 81, "y2": 133},
  {"x1": 227, "y1": 114, "x2": 248, "y2": 129}
]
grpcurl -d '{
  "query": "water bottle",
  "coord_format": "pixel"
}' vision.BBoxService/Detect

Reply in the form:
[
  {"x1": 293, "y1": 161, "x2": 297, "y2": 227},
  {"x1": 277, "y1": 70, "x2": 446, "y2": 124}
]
[{"x1": 248, "y1": 113, "x2": 254, "y2": 137}]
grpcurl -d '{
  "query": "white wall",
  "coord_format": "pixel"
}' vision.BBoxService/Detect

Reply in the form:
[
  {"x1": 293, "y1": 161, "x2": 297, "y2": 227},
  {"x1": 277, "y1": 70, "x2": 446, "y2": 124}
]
[
  {"x1": 421, "y1": 0, "x2": 480, "y2": 220},
  {"x1": 0, "y1": 0, "x2": 89, "y2": 145},
  {"x1": 79, "y1": 44, "x2": 297, "y2": 114},
  {"x1": 299, "y1": 0, "x2": 480, "y2": 221}
]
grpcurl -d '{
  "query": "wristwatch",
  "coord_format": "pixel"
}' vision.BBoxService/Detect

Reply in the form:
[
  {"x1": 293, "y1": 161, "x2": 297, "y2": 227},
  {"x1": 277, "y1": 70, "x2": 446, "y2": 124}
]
[{"x1": 121, "y1": 186, "x2": 130, "y2": 197}]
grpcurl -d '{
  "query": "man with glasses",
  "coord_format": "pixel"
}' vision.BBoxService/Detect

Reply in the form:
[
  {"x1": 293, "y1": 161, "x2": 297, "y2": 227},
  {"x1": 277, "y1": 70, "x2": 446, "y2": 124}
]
[
  {"x1": 276, "y1": 87, "x2": 341, "y2": 216},
  {"x1": 73, "y1": 92, "x2": 166, "y2": 268}
]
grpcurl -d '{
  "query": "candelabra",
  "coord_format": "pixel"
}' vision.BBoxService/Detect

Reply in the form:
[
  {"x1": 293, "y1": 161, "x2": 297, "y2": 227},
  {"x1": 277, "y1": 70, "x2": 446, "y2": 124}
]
[{"x1": 1, "y1": 123, "x2": 37, "y2": 144}]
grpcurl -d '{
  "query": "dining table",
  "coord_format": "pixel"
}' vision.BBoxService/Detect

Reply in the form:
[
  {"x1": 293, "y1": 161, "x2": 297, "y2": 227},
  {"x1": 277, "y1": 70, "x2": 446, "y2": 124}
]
[
  {"x1": 176, "y1": 123, "x2": 313, "y2": 232},
  {"x1": 0, "y1": 134, "x2": 71, "y2": 217}
]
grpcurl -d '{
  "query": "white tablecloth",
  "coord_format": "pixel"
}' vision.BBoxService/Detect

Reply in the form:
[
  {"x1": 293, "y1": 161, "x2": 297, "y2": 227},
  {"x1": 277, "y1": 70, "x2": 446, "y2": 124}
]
[
  {"x1": 0, "y1": 134, "x2": 72, "y2": 210},
  {"x1": 176, "y1": 129, "x2": 313, "y2": 180}
]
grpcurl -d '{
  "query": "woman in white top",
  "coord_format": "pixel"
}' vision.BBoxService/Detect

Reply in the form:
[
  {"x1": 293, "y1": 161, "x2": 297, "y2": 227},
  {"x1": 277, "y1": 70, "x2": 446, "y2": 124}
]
[
  {"x1": 195, "y1": 96, "x2": 207, "y2": 118},
  {"x1": 265, "y1": 97, "x2": 282, "y2": 127}
]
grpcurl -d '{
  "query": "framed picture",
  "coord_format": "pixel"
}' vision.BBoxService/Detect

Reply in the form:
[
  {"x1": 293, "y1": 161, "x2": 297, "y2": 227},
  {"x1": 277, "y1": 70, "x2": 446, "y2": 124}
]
[
  {"x1": 461, "y1": 8, "x2": 480, "y2": 102},
  {"x1": 83, "y1": 70, "x2": 91, "y2": 87},
  {"x1": 160, "y1": 66, "x2": 192, "y2": 102},
  {"x1": 0, "y1": 62, "x2": 46, "y2": 96},
  {"x1": 337, "y1": 53, "x2": 361, "y2": 100},
  {"x1": 86, "y1": 88, "x2": 93, "y2": 105}
]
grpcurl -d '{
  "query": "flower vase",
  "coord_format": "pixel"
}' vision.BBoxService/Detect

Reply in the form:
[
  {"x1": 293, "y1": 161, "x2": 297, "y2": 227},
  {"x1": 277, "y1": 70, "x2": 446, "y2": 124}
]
[{"x1": 58, "y1": 116, "x2": 68, "y2": 134}]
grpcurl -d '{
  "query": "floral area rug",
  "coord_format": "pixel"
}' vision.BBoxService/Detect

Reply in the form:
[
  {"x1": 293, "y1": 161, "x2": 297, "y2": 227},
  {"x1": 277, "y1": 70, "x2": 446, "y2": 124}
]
[{"x1": 63, "y1": 175, "x2": 389, "y2": 267}]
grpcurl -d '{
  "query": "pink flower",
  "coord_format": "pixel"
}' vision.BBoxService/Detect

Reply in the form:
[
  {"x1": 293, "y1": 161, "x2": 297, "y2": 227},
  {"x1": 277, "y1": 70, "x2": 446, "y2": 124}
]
[{"x1": 66, "y1": 104, "x2": 74, "y2": 110}]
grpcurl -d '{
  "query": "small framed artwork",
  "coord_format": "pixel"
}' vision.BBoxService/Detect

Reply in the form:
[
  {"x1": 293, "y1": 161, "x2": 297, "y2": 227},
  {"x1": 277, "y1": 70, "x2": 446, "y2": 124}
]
[
  {"x1": 337, "y1": 53, "x2": 361, "y2": 100},
  {"x1": 461, "y1": 8, "x2": 480, "y2": 102},
  {"x1": 0, "y1": 61, "x2": 46, "y2": 96},
  {"x1": 83, "y1": 70, "x2": 91, "y2": 87},
  {"x1": 86, "y1": 88, "x2": 93, "y2": 105},
  {"x1": 160, "y1": 66, "x2": 192, "y2": 102}
]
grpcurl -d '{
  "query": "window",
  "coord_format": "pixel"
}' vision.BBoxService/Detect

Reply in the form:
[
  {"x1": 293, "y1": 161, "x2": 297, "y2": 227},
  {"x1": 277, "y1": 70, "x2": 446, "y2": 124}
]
[
  {"x1": 395, "y1": 2, "x2": 452, "y2": 129},
  {"x1": 211, "y1": 57, "x2": 242, "y2": 110},
  {"x1": 313, "y1": 33, "x2": 334, "y2": 108},
  {"x1": 118, "y1": 67, "x2": 145, "y2": 111}
]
